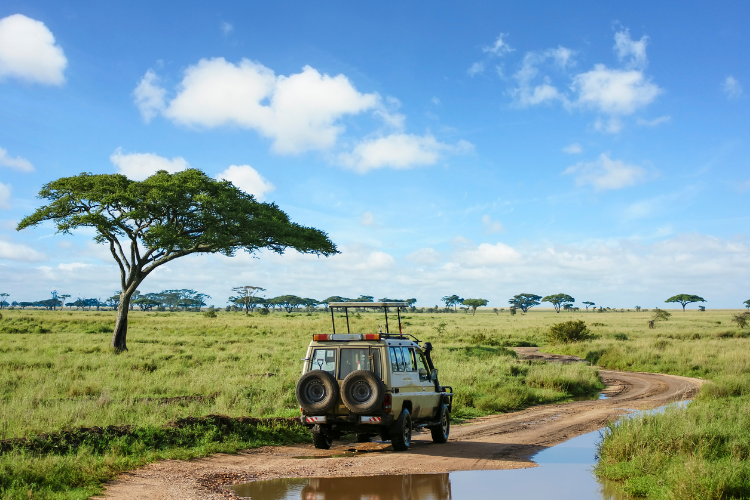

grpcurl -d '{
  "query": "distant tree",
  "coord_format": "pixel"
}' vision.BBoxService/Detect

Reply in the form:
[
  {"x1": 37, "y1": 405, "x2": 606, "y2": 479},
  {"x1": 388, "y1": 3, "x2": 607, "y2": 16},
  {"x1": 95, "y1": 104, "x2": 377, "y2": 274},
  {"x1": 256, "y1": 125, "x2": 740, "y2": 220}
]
[
  {"x1": 18, "y1": 302, "x2": 33, "y2": 309},
  {"x1": 635, "y1": 305, "x2": 641, "y2": 312},
  {"x1": 652, "y1": 308, "x2": 672, "y2": 322},
  {"x1": 744, "y1": 300, "x2": 750, "y2": 310},
  {"x1": 582, "y1": 301, "x2": 595, "y2": 312},
  {"x1": 230, "y1": 285, "x2": 266, "y2": 314},
  {"x1": 270, "y1": 295, "x2": 306, "y2": 313},
  {"x1": 321, "y1": 296, "x2": 352, "y2": 307},
  {"x1": 441, "y1": 295, "x2": 464, "y2": 311},
  {"x1": 665, "y1": 294, "x2": 706, "y2": 312},
  {"x1": 509, "y1": 293, "x2": 542, "y2": 313},
  {"x1": 51, "y1": 291, "x2": 59, "y2": 310},
  {"x1": 106, "y1": 293, "x2": 121, "y2": 309},
  {"x1": 354, "y1": 295, "x2": 374, "y2": 302},
  {"x1": 11, "y1": 301, "x2": 18, "y2": 308},
  {"x1": 463, "y1": 298, "x2": 488, "y2": 316},
  {"x1": 133, "y1": 296, "x2": 160, "y2": 311},
  {"x1": 379, "y1": 298, "x2": 417, "y2": 307},
  {"x1": 18, "y1": 169, "x2": 337, "y2": 351},
  {"x1": 0, "y1": 293, "x2": 9, "y2": 309},
  {"x1": 732, "y1": 312, "x2": 750, "y2": 329},
  {"x1": 563, "y1": 304, "x2": 579, "y2": 311},
  {"x1": 542, "y1": 294, "x2": 575, "y2": 313},
  {"x1": 58, "y1": 294, "x2": 71, "y2": 309}
]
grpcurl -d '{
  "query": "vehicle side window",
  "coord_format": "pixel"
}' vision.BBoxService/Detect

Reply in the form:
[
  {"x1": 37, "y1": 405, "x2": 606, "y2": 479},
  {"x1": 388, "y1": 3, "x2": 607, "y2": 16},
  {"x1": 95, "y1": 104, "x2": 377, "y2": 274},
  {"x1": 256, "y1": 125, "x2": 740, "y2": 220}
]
[
  {"x1": 310, "y1": 348, "x2": 336, "y2": 375},
  {"x1": 389, "y1": 346, "x2": 405, "y2": 372},
  {"x1": 403, "y1": 347, "x2": 416, "y2": 372},
  {"x1": 415, "y1": 351, "x2": 429, "y2": 380},
  {"x1": 339, "y1": 348, "x2": 381, "y2": 379}
]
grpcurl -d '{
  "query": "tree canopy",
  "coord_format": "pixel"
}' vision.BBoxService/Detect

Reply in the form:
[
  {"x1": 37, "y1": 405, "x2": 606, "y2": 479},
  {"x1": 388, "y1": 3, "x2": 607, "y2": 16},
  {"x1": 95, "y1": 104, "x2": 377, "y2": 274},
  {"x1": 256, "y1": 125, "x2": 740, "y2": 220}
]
[
  {"x1": 17, "y1": 169, "x2": 338, "y2": 350},
  {"x1": 441, "y1": 295, "x2": 464, "y2": 310},
  {"x1": 463, "y1": 298, "x2": 488, "y2": 315},
  {"x1": 508, "y1": 293, "x2": 542, "y2": 313},
  {"x1": 744, "y1": 299, "x2": 750, "y2": 309},
  {"x1": 665, "y1": 294, "x2": 706, "y2": 311},
  {"x1": 542, "y1": 294, "x2": 575, "y2": 313},
  {"x1": 582, "y1": 301, "x2": 595, "y2": 311},
  {"x1": 230, "y1": 285, "x2": 266, "y2": 314}
]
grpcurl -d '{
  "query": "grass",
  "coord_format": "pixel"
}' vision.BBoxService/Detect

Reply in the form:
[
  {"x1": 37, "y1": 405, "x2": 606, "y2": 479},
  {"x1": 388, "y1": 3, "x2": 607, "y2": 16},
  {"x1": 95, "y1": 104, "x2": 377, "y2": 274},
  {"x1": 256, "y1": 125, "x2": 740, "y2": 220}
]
[
  {"x1": 545, "y1": 308, "x2": 750, "y2": 499},
  {"x1": 0, "y1": 308, "x2": 603, "y2": 499}
]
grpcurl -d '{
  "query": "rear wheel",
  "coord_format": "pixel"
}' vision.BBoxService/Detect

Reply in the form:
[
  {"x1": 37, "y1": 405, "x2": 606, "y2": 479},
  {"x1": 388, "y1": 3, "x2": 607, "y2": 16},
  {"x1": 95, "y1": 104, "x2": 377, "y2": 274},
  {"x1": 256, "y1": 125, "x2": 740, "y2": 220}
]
[
  {"x1": 312, "y1": 427, "x2": 333, "y2": 449},
  {"x1": 430, "y1": 404, "x2": 450, "y2": 443},
  {"x1": 390, "y1": 409, "x2": 412, "y2": 451}
]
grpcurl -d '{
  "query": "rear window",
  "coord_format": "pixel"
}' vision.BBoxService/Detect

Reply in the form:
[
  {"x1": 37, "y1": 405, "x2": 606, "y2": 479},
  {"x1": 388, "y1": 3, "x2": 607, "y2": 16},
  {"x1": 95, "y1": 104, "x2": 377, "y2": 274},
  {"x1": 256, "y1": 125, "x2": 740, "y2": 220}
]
[
  {"x1": 339, "y1": 348, "x2": 382, "y2": 379},
  {"x1": 310, "y1": 348, "x2": 336, "y2": 376}
]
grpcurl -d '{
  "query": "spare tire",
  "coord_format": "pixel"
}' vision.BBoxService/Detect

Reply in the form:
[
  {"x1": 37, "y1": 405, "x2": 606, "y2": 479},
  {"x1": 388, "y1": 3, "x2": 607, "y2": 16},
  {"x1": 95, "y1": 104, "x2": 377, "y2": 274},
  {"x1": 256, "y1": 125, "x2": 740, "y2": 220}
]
[
  {"x1": 296, "y1": 370, "x2": 339, "y2": 414},
  {"x1": 341, "y1": 370, "x2": 385, "y2": 414}
]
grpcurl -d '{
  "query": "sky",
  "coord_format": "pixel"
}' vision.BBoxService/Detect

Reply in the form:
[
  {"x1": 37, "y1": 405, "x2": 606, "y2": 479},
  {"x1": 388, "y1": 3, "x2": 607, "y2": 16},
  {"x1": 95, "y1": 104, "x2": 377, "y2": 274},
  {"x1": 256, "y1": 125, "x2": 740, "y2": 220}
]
[{"x1": 1, "y1": 1, "x2": 748, "y2": 309}]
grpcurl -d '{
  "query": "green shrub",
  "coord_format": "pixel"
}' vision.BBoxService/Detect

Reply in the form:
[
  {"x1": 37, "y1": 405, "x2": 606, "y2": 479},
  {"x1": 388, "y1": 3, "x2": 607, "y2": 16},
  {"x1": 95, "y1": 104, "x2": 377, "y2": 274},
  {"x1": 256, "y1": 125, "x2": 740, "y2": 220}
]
[
  {"x1": 613, "y1": 333, "x2": 628, "y2": 341},
  {"x1": 547, "y1": 320, "x2": 591, "y2": 344},
  {"x1": 203, "y1": 309, "x2": 217, "y2": 318}
]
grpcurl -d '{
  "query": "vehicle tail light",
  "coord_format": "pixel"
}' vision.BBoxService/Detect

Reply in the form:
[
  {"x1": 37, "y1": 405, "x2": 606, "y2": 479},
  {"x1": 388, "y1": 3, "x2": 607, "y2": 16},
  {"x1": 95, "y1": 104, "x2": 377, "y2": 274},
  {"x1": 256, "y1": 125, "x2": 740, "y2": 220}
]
[
  {"x1": 364, "y1": 334, "x2": 381, "y2": 340},
  {"x1": 313, "y1": 334, "x2": 331, "y2": 341},
  {"x1": 384, "y1": 393, "x2": 392, "y2": 414}
]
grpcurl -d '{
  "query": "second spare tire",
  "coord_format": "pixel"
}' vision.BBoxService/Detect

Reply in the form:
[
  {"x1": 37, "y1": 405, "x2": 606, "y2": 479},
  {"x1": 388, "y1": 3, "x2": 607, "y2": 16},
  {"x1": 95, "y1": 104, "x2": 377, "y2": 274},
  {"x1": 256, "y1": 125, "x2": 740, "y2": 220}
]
[
  {"x1": 296, "y1": 370, "x2": 339, "y2": 414},
  {"x1": 341, "y1": 370, "x2": 385, "y2": 413}
]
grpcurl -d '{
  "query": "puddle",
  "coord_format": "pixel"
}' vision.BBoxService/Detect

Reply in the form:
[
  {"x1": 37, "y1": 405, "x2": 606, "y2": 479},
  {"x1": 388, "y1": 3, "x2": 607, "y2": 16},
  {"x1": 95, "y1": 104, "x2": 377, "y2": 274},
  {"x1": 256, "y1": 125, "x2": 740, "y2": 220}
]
[{"x1": 229, "y1": 402, "x2": 689, "y2": 500}]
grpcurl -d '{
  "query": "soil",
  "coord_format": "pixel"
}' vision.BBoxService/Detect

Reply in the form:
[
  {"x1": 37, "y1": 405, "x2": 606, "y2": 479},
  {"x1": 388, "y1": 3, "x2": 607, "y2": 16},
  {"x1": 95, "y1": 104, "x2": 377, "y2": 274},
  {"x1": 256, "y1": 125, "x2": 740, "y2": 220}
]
[{"x1": 93, "y1": 349, "x2": 702, "y2": 500}]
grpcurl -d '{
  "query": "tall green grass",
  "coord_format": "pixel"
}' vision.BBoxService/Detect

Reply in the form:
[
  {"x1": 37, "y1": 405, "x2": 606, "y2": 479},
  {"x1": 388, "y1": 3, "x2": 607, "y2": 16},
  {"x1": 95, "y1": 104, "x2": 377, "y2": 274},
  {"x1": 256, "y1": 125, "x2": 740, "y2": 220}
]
[{"x1": 0, "y1": 308, "x2": 603, "y2": 499}]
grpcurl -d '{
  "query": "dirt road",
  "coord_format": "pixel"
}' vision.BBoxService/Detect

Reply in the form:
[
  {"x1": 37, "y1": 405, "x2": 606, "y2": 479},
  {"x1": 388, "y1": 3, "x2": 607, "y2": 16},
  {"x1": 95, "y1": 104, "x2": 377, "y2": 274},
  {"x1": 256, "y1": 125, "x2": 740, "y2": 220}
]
[{"x1": 95, "y1": 349, "x2": 702, "y2": 500}]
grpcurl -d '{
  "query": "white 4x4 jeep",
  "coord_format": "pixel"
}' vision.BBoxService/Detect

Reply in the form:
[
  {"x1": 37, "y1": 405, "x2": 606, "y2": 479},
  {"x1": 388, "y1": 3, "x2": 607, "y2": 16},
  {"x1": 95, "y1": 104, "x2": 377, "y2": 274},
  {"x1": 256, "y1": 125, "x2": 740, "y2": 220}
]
[{"x1": 296, "y1": 302, "x2": 453, "y2": 451}]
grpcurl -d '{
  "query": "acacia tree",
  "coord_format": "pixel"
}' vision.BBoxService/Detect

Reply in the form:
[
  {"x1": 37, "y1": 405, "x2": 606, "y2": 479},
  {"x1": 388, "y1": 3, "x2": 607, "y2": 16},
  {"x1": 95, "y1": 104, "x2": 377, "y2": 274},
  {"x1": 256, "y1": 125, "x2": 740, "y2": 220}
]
[
  {"x1": 230, "y1": 285, "x2": 266, "y2": 314},
  {"x1": 17, "y1": 169, "x2": 338, "y2": 351},
  {"x1": 665, "y1": 294, "x2": 706, "y2": 312},
  {"x1": 744, "y1": 299, "x2": 750, "y2": 310},
  {"x1": 542, "y1": 294, "x2": 575, "y2": 313},
  {"x1": 508, "y1": 293, "x2": 542, "y2": 313},
  {"x1": 0, "y1": 293, "x2": 8, "y2": 309},
  {"x1": 441, "y1": 295, "x2": 463, "y2": 311},
  {"x1": 463, "y1": 298, "x2": 488, "y2": 316},
  {"x1": 582, "y1": 301, "x2": 595, "y2": 311}
]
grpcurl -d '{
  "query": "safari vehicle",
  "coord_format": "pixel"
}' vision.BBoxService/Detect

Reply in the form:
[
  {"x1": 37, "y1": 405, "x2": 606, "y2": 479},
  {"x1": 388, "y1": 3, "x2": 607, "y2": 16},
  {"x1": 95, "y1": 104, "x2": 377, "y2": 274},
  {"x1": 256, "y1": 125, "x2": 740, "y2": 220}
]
[{"x1": 296, "y1": 302, "x2": 453, "y2": 451}]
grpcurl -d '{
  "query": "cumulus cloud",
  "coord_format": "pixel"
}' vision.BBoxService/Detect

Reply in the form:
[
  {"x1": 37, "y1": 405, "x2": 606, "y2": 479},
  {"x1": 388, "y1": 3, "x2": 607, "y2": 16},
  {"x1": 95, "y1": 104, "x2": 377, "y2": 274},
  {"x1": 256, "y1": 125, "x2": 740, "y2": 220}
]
[
  {"x1": 0, "y1": 147, "x2": 34, "y2": 171},
  {"x1": 0, "y1": 240, "x2": 46, "y2": 261},
  {"x1": 483, "y1": 33, "x2": 514, "y2": 56},
  {"x1": 0, "y1": 14, "x2": 67, "y2": 85},
  {"x1": 133, "y1": 70, "x2": 166, "y2": 122},
  {"x1": 457, "y1": 242, "x2": 522, "y2": 267},
  {"x1": 467, "y1": 62, "x2": 484, "y2": 77},
  {"x1": 482, "y1": 215, "x2": 504, "y2": 234},
  {"x1": 216, "y1": 164, "x2": 275, "y2": 201},
  {"x1": 139, "y1": 59, "x2": 379, "y2": 154},
  {"x1": 110, "y1": 148, "x2": 189, "y2": 180},
  {"x1": 563, "y1": 153, "x2": 647, "y2": 191},
  {"x1": 563, "y1": 142, "x2": 583, "y2": 154},
  {"x1": 723, "y1": 76, "x2": 742, "y2": 99},
  {"x1": 0, "y1": 182, "x2": 10, "y2": 209},
  {"x1": 339, "y1": 134, "x2": 473, "y2": 173},
  {"x1": 571, "y1": 64, "x2": 661, "y2": 115},
  {"x1": 614, "y1": 29, "x2": 648, "y2": 68}
]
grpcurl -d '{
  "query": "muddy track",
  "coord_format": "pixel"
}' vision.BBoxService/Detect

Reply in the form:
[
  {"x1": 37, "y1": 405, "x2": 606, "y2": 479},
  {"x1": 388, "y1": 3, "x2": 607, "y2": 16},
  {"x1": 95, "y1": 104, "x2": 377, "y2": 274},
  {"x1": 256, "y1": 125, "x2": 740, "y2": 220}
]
[{"x1": 94, "y1": 350, "x2": 702, "y2": 500}]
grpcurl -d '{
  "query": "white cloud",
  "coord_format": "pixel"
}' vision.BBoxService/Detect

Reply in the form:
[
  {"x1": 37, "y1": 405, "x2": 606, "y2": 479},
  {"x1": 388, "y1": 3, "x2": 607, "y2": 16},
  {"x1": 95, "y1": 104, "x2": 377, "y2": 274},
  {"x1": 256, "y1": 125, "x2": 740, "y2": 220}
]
[
  {"x1": 482, "y1": 215, "x2": 504, "y2": 234},
  {"x1": 723, "y1": 76, "x2": 742, "y2": 99},
  {"x1": 431, "y1": 97, "x2": 441, "y2": 106},
  {"x1": 216, "y1": 165, "x2": 275, "y2": 201},
  {"x1": 405, "y1": 247, "x2": 441, "y2": 265},
  {"x1": 614, "y1": 29, "x2": 649, "y2": 68},
  {"x1": 109, "y1": 148, "x2": 189, "y2": 180},
  {"x1": 562, "y1": 142, "x2": 583, "y2": 154},
  {"x1": 360, "y1": 211, "x2": 376, "y2": 226},
  {"x1": 0, "y1": 182, "x2": 10, "y2": 209},
  {"x1": 133, "y1": 69, "x2": 166, "y2": 122},
  {"x1": 0, "y1": 147, "x2": 34, "y2": 171},
  {"x1": 339, "y1": 134, "x2": 472, "y2": 173},
  {"x1": 220, "y1": 21, "x2": 233, "y2": 35},
  {"x1": 142, "y1": 58, "x2": 379, "y2": 154},
  {"x1": 483, "y1": 33, "x2": 514, "y2": 56},
  {"x1": 571, "y1": 64, "x2": 661, "y2": 115},
  {"x1": 458, "y1": 242, "x2": 522, "y2": 267},
  {"x1": 0, "y1": 14, "x2": 67, "y2": 85},
  {"x1": 467, "y1": 62, "x2": 484, "y2": 77},
  {"x1": 637, "y1": 115, "x2": 671, "y2": 127},
  {"x1": 0, "y1": 240, "x2": 46, "y2": 261},
  {"x1": 510, "y1": 49, "x2": 572, "y2": 107},
  {"x1": 593, "y1": 116, "x2": 623, "y2": 134},
  {"x1": 563, "y1": 153, "x2": 647, "y2": 191}
]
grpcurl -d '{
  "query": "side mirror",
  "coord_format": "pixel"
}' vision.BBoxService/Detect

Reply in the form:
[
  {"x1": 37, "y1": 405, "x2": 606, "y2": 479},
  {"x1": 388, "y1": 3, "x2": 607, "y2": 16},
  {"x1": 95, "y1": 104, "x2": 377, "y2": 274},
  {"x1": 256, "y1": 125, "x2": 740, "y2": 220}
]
[{"x1": 430, "y1": 368, "x2": 438, "y2": 381}]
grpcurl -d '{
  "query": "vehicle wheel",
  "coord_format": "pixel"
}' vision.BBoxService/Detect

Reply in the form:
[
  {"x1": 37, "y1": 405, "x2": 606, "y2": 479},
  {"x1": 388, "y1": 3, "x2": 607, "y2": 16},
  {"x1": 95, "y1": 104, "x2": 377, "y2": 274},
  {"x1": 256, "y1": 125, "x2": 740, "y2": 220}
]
[
  {"x1": 296, "y1": 370, "x2": 339, "y2": 414},
  {"x1": 356, "y1": 433, "x2": 371, "y2": 443},
  {"x1": 390, "y1": 408, "x2": 412, "y2": 451},
  {"x1": 312, "y1": 428, "x2": 333, "y2": 449},
  {"x1": 430, "y1": 404, "x2": 450, "y2": 443},
  {"x1": 341, "y1": 370, "x2": 385, "y2": 414}
]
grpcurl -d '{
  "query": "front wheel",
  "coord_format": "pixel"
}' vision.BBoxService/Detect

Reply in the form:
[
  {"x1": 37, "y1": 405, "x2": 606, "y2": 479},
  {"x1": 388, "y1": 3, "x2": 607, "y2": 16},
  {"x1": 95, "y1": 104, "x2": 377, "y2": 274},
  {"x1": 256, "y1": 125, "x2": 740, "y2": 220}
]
[
  {"x1": 430, "y1": 404, "x2": 450, "y2": 443},
  {"x1": 390, "y1": 409, "x2": 412, "y2": 451},
  {"x1": 312, "y1": 428, "x2": 332, "y2": 449}
]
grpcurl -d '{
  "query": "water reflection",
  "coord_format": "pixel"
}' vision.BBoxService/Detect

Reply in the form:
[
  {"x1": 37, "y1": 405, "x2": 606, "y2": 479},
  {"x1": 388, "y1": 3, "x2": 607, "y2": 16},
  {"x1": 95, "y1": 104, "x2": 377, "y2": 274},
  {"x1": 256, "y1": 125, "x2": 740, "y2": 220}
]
[{"x1": 229, "y1": 431, "x2": 625, "y2": 500}]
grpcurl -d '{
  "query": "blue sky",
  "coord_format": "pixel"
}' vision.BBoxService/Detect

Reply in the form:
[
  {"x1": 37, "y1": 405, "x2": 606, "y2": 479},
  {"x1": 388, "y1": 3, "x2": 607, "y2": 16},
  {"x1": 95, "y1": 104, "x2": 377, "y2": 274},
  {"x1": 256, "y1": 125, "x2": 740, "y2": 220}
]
[{"x1": 1, "y1": 1, "x2": 748, "y2": 309}]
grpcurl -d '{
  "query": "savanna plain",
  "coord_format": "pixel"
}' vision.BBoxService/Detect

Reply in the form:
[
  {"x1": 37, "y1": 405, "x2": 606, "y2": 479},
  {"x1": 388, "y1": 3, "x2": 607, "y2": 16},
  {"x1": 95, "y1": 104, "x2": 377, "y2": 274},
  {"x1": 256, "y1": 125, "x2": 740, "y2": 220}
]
[{"x1": 0, "y1": 308, "x2": 748, "y2": 500}]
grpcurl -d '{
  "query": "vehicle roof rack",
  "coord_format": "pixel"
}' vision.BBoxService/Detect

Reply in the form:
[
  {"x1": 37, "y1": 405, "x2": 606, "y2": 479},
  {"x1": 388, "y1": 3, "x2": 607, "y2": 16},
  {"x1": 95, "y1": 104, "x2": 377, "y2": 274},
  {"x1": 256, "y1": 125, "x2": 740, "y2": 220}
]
[{"x1": 328, "y1": 302, "x2": 409, "y2": 308}]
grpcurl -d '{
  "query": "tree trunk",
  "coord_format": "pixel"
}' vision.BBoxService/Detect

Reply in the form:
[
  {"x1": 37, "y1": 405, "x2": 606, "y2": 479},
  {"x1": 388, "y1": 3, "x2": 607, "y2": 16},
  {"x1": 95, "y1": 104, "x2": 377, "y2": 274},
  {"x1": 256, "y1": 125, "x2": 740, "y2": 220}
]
[{"x1": 112, "y1": 290, "x2": 135, "y2": 351}]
